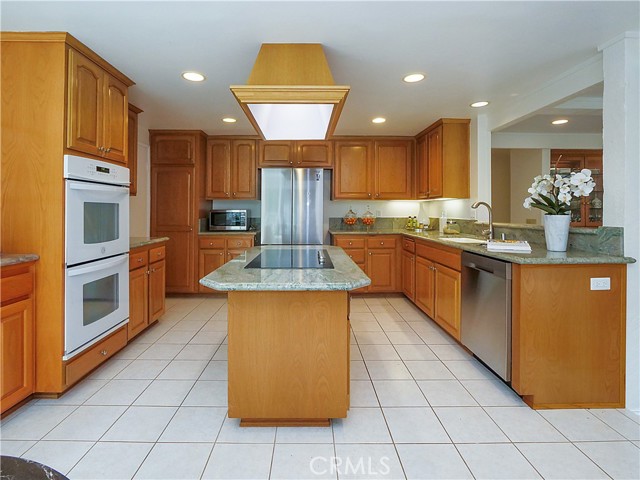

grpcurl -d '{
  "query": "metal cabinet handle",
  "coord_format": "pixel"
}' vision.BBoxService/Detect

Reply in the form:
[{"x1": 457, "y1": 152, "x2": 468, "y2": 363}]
[
  {"x1": 219, "y1": 252, "x2": 223, "y2": 256},
  {"x1": 137, "y1": 258, "x2": 143, "y2": 262},
  {"x1": 349, "y1": 241, "x2": 352, "y2": 246},
  {"x1": 368, "y1": 193, "x2": 372, "y2": 197},
  {"x1": 225, "y1": 192, "x2": 230, "y2": 197},
  {"x1": 369, "y1": 252, "x2": 372, "y2": 256},
  {"x1": 232, "y1": 192, "x2": 236, "y2": 196},
  {"x1": 209, "y1": 242, "x2": 214, "y2": 246},
  {"x1": 380, "y1": 241, "x2": 384, "y2": 245},
  {"x1": 105, "y1": 148, "x2": 112, "y2": 153},
  {"x1": 375, "y1": 193, "x2": 380, "y2": 198},
  {"x1": 100, "y1": 350, "x2": 107, "y2": 356}
]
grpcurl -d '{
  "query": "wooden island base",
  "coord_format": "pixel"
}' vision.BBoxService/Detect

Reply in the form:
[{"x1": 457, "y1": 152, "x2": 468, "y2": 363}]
[{"x1": 227, "y1": 290, "x2": 350, "y2": 427}]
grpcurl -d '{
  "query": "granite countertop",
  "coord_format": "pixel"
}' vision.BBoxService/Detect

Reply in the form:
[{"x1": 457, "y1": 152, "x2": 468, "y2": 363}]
[
  {"x1": 130, "y1": 236, "x2": 170, "y2": 249},
  {"x1": 329, "y1": 229, "x2": 635, "y2": 265},
  {"x1": 200, "y1": 245, "x2": 371, "y2": 291},
  {"x1": 0, "y1": 253, "x2": 39, "y2": 267},
  {"x1": 198, "y1": 230, "x2": 260, "y2": 236}
]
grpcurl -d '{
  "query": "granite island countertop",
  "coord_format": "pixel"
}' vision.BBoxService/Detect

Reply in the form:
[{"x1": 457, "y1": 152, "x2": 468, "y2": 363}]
[
  {"x1": 329, "y1": 229, "x2": 635, "y2": 265},
  {"x1": 130, "y1": 237, "x2": 170, "y2": 249},
  {"x1": 200, "y1": 245, "x2": 371, "y2": 291},
  {"x1": 0, "y1": 253, "x2": 39, "y2": 267}
]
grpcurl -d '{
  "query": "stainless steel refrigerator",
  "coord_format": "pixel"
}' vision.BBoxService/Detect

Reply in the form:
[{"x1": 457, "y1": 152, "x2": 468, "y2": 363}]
[{"x1": 261, "y1": 168, "x2": 324, "y2": 245}]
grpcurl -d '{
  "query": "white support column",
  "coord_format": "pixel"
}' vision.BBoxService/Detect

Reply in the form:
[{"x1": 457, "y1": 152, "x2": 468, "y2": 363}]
[
  {"x1": 474, "y1": 114, "x2": 492, "y2": 222},
  {"x1": 600, "y1": 32, "x2": 640, "y2": 412}
]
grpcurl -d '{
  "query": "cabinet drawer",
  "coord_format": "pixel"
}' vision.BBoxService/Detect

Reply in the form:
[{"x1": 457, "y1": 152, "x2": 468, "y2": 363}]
[
  {"x1": 402, "y1": 237, "x2": 416, "y2": 253},
  {"x1": 199, "y1": 237, "x2": 226, "y2": 249},
  {"x1": 415, "y1": 241, "x2": 461, "y2": 271},
  {"x1": 225, "y1": 237, "x2": 252, "y2": 249},
  {"x1": 367, "y1": 236, "x2": 398, "y2": 249},
  {"x1": 334, "y1": 237, "x2": 365, "y2": 249},
  {"x1": 65, "y1": 327, "x2": 127, "y2": 387},
  {"x1": 343, "y1": 249, "x2": 365, "y2": 264},
  {"x1": 1, "y1": 270, "x2": 33, "y2": 303},
  {"x1": 129, "y1": 250, "x2": 148, "y2": 270},
  {"x1": 149, "y1": 246, "x2": 165, "y2": 263}
]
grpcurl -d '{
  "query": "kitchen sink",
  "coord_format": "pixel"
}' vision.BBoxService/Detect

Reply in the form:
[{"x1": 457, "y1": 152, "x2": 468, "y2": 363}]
[{"x1": 440, "y1": 237, "x2": 486, "y2": 245}]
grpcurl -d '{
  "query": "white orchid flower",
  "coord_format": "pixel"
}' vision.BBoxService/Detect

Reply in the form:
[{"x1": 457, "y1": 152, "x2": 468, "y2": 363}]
[
  {"x1": 523, "y1": 197, "x2": 533, "y2": 209},
  {"x1": 558, "y1": 191, "x2": 572, "y2": 204}
]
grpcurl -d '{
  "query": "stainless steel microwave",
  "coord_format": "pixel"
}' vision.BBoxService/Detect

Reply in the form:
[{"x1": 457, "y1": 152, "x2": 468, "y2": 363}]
[{"x1": 209, "y1": 209, "x2": 250, "y2": 231}]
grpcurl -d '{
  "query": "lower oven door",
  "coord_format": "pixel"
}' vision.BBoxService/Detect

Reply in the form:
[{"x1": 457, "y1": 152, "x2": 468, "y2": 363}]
[{"x1": 64, "y1": 254, "x2": 129, "y2": 359}]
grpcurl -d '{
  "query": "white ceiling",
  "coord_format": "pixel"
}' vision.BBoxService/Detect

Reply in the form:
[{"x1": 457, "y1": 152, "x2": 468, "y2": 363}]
[{"x1": 2, "y1": 1, "x2": 638, "y2": 137}]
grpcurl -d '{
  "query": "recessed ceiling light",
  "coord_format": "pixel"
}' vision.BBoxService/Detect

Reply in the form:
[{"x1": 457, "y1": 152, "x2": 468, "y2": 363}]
[
  {"x1": 181, "y1": 71, "x2": 206, "y2": 82},
  {"x1": 372, "y1": 117, "x2": 386, "y2": 124},
  {"x1": 222, "y1": 117, "x2": 237, "y2": 123},
  {"x1": 403, "y1": 73, "x2": 425, "y2": 83},
  {"x1": 552, "y1": 119, "x2": 569, "y2": 125},
  {"x1": 470, "y1": 101, "x2": 490, "y2": 108}
]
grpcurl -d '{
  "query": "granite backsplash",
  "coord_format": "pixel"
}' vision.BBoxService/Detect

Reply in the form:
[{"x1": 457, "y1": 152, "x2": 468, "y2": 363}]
[{"x1": 329, "y1": 217, "x2": 625, "y2": 256}]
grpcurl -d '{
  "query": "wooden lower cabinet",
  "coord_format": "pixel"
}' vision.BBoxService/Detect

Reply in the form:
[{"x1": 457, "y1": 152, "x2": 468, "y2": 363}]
[
  {"x1": 332, "y1": 235, "x2": 400, "y2": 293},
  {"x1": 413, "y1": 240, "x2": 462, "y2": 340},
  {"x1": 128, "y1": 243, "x2": 167, "y2": 340},
  {"x1": 199, "y1": 235, "x2": 255, "y2": 292},
  {"x1": 401, "y1": 239, "x2": 416, "y2": 300},
  {"x1": 512, "y1": 263, "x2": 626, "y2": 408},
  {"x1": 414, "y1": 256, "x2": 435, "y2": 317},
  {"x1": 1, "y1": 261, "x2": 36, "y2": 414},
  {"x1": 433, "y1": 263, "x2": 461, "y2": 339},
  {"x1": 65, "y1": 327, "x2": 127, "y2": 387},
  {"x1": 228, "y1": 290, "x2": 348, "y2": 426}
]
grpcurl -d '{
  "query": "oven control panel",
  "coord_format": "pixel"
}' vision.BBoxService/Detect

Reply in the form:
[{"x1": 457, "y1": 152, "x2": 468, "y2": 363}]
[{"x1": 64, "y1": 154, "x2": 130, "y2": 186}]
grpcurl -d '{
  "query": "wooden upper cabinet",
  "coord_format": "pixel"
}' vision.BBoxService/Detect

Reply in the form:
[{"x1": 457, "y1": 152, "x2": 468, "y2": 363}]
[
  {"x1": 67, "y1": 49, "x2": 129, "y2": 165},
  {"x1": 206, "y1": 139, "x2": 257, "y2": 199},
  {"x1": 374, "y1": 140, "x2": 413, "y2": 199},
  {"x1": 206, "y1": 139, "x2": 231, "y2": 198},
  {"x1": 258, "y1": 140, "x2": 333, "y2": 167},
  {"x1": 333, "y1": 140, "x2": 373, "y2": 199},
  {"x1": 296, "y1": 141, "x2": 333, "y2": 167},
  {"x1": 127, "y1": 104, "x2": 142, "y2": 196},
  {"x1": 416, "y1": 135, "x2": 429, "y2": 199},
  {"x1": 416, "y1": 119, "x2": 470, "y2": 200},
  {"x1": 231, "y1": 140, "x2": 257, "y2": 199},
  {"x1": 427, "y1": 126, "x2": 443, "y2": 198},
  {"x1": 67, "y1": 49, "x2": 103, "y2": 158},
  {"x1": 258, "y1": 141, "x2": 294, "y2": 167},
  {"x1": 151, "y1": 134, "x2": 196, "y2": 165}
]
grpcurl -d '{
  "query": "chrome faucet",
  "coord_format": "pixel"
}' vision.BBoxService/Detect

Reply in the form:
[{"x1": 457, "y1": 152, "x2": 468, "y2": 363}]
[{"x1": 471, "y1": 201, "x2": 494, "y2": 241}]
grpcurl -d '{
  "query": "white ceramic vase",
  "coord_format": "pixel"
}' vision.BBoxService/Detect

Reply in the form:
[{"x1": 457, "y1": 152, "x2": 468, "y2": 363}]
[{"x1": 544, "y1": 214, "x2": 571, "y2": 252}]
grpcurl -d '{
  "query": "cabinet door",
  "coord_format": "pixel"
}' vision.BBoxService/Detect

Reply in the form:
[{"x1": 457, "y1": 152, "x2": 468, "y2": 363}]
[
  {"x1": 415, "y1": 256, "x2": 435, "y2": 318},
  {"x1": 151, "y1": 166, "x2": 194, "y2": 231},
  {"x1": 149, "y1": 260, "x2": 166, "y2": 322},
  {"x1": 1, "y1": 298, "x2": 34, "y2": 412},
  {"x1": 427, "y1": 126, "x2": 443, "y2": 198},
  {"x1": 127, "y1": 266, "x2": 148, "y2": 340},
  {"x1": 199, "y1": 249, "x2": 225, "y2": 292},
  {"x1": 333, "y1": 141, "x2": 372, "y2": 199},
  {"x1": 151, "y1": 135, "x2": 196, "y2": 165},
  {"x1": 434, "y1": 263, "x2": 461, "y2": 340},
  {"x1": 151, "y1": 166, "x2": 194, "y2": 293},
  {"x1": 374, "y1": 140, "x2": 413, "y2": 199},
  {"x1": 102, "y1": 74, "x2": 128, "y2": 164},
  {"x1": 416, "y1": 135, "x2": 429, "y2": 199},
  {"x1": 206, "y1": 140, "x2": 231, "y2": 199},
  {"x1": 367, "y1": 248, "x2": 397, "y2": 292},
  {"x1": 296, "y1": 141, "x2": 333, "y2": 167},
  {"x1": 231, "y1": 140, "x2": 257, "y2": 199},
  {"x1": 128, "y1": 105, "x2": 140, "y2": 195},
  {"x1": 258, "y1": 141, "x2": 294, "y2": 167},
  {"x1": 401, "y1": 250, "x2": 415, "y2": 301},
  {"x1": 67, "y1": 49, "x2": 103, "y2": 158}
]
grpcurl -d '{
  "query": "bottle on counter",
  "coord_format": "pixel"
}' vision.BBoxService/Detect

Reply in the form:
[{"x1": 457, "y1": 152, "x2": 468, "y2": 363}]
[{"x1": 439, "y1": 211, "x2": 447, "y2": 234}]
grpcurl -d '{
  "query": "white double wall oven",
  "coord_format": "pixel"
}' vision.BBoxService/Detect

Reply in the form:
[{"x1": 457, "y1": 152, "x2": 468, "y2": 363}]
[{"x1": 64, "y1": 155, "x2": 130, "y2": 359}]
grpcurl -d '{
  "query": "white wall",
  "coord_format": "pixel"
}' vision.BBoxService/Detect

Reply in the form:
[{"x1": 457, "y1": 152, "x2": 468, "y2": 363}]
[
  {"x1": 492, "y1": 132, "x2": 603, "y2": 150},
  {"x1": 600, "y1": 32, "x2": 640, "y2": 412},
  {"x1": 509, "y1": 149, "x2": 545, "y2": 225},
  {"x1": 491, "y1": 149, "x2": 511, "y2": 223}
]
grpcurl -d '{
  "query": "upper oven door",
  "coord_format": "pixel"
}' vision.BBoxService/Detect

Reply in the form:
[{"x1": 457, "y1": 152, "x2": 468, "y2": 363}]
[{"x1": 66, "y1": 179, "x2": 130, "y2": 266}]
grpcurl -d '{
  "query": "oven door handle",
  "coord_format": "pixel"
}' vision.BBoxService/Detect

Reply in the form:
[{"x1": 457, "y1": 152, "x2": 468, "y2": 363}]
[
  {"x1": 68, "y1": 181, "x2": 129, "y2": 194},
  {"x1": 67, "y1": 255, "x2": 128, "y2": 277}
]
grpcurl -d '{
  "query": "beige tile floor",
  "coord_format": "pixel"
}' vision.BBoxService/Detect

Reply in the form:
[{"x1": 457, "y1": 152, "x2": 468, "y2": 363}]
[{"x1": 1, "y1": 294, "x2": 639, "y2": 480}]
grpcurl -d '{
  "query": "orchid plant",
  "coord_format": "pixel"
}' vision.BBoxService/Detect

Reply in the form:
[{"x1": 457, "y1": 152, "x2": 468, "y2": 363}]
[{"x1": 523, "y1": 169, "x2": 596, "y2": 215}]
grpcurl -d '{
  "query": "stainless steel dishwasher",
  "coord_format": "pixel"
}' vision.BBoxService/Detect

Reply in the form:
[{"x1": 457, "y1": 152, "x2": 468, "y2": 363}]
[{"x1": 461, "y1": 251, "x2": 512, "y2": 382}]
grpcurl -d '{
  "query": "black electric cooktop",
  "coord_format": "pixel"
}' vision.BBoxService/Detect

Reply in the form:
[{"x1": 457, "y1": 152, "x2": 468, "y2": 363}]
[{"x1": 244, "y1": 248, "x2": 334, "y2": 269}]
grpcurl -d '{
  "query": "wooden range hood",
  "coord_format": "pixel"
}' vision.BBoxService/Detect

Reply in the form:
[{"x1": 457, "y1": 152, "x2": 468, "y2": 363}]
[{"x1": 230, "y1": 44, "x2": 350, "y2": 140}]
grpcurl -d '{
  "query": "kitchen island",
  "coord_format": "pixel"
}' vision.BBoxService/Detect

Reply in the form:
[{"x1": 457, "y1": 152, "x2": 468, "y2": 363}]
[{"x1": 200, "y1": 245, "x2": 370, "y2": 426}]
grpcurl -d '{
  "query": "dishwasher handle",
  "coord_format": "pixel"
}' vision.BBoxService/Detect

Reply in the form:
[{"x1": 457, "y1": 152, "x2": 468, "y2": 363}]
[
  {"x1": 462, "y1": 252, "x2": 511, "y2": 280},
  {"x1": 465, "y1": 262, "x2": 495, "y2": 274}
]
